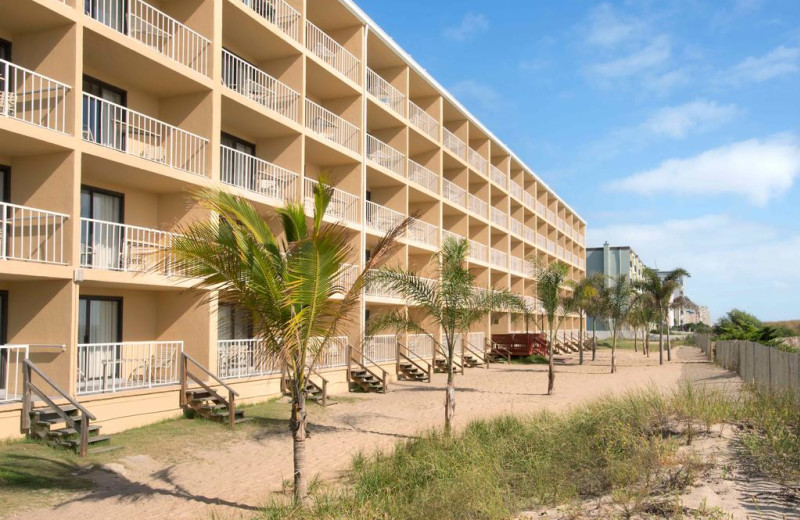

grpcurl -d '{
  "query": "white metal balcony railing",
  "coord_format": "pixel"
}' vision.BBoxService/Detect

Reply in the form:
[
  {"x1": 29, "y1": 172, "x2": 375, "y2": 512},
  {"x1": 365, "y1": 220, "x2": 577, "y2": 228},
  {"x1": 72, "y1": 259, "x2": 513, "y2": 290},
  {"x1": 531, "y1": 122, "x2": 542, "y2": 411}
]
[
  {"x1": 240, "y1": 0, "x2": 301, "y2": 42},
  {"x1": 304, "y1": 178, "x2": 359, "y2": 225},
  {"x1": 407, "y1": 334, "x2": 433, "y2": 358},
  {"x1": 467, "y1": 332, "x2": 485, "y2": 349},
  {"x1": 217, "y1": 339, "x2": 278, "y2": 380},
  {"x1": 407, "y1": 218, "x2": 438, "y2": 247},
  {"x1": 524, "y1": 226, "x2": 536, "y2": 244},
  {"x1": 0, "y1": 203, "x2": 68, "y2": 265},
  {"x1": 509, "y1": 217, "x2": 523, "y2": 237},
  {"x1": 305, "y1": 99, "x2": 360, "y2": 153},
  {"x1": 334, "y1": 263, "x2": 359, "y2": 292},
  {"x1": 442, "y1": 179, "x2": 467, "y2": 208},
  {"x1": 365, "y1": 271, "x2": 402, "y2": 299},
  {"x1": 367, "y1": 69, "x2": 404, "y2": 116},
  {"x1": 312, "y1": 335, "x2": 348, "y2": 369},
  {"x1": 364, "y1": 334, "x2": 397, "y2": 363},
  {"x1": 536, "y1": 201, "x2": 546, "y2": 218},
  {"x1": 468, "y1": 149, "x2": 488, "y2": 176},
  {"x1": 468, "y1": 239, "x2": 488, "y2": 263},
  {"x1": 442, "y1": 128, "x2": 466, "y2": 160},
  {"x1": 408, "y1": 160, "x2": 439, "y2": 193},
  {"x1": 490, "y1": 247, "x2": 507, "y2": 269},
  {"x1": 85, "y1": 0, "x2": 210, "y2": 75},
  {"x1": 0, "y1": 345, "x2": 28, "y2": 403},
  {"x1": 220, "y1": 145, "x2": 298, "y2": 202},
  {"x1": 79, "y1": 218, "x2": 181, "y2": 275},
  {"x1": 77, "y1": 341, "x2": 183, "y2": 395},
  {"x1": 221, "y1": 49, "x2": 300, "y2": 122},
  {"x1": 365, "y1": 200, "x2": 404, "y2": 233},
  {"x1": 524, "y1": 192, "x2": 536, "y2": 210},
  {"x1": 547, "y1": 209, "x2": 556, "y2": 223},
  {"x1": 468, "y1": 193, "x2": 488, "y2": 219},
  {"x1": 557, "y1": 218, "x2": 566, "y2": 233},
  {"x1": 537, "y1": 233, "x2": 547, "y2": 250},
  {"x1": 490, "y1": 206, "x2": 507, "y2": 228},
  {"x1": 509, "y1": 180, "x2": 524, "y2": 201},
  {"x1": 83, "y1": 93, "x2": 208, "y2": 176},
  {"x1": 490, "y1": 164, "x2": 506, "y2": 189},
  {"x1": 442, "y1": 229, "x2": 464, "y2": 245},
  {"x1": 305, "y1": 21, "x2": 360, "y2": 83},
  {"x1": 510, "y1": 255, "x2": 525, "y2": 274},
  {"x1": 557, "y1": 245, "x2": 565, "y2": 260},
  {"x1": 408, "y1": 101, "x2": 438, "y2": 141},
  {"x1": 366, "y1": 135, "x2": 404, "y2": 176},
  {"x1": 0, "y1": 60, "x2": 71, "y2": 134},
  {"x1": 547, "y1": 239, "x2": 556, "y2": 255}
]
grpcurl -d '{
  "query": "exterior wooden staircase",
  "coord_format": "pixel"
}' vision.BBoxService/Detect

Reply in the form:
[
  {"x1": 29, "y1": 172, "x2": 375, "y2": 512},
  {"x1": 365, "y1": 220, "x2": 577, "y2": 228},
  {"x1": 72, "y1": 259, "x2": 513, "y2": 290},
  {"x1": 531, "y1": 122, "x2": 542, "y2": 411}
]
[
  {"x1": 281, "y1": 367, "x2": 332, "y2": 406},
  {"x1": 21, "y1": 360, "x2": 115, "y2": 456},
  {"x1": 180, "y1": 352, "x2": 250, "y2": 427},
  {"x1": 462, "y1": 340, "x2": 488, "y2": 368},
  {"x1": 347, "y1": 344, "x2": 388, "y2": 393},
  {"x1": 396, "y1": 342, "x2": 432, "y2": 382}
]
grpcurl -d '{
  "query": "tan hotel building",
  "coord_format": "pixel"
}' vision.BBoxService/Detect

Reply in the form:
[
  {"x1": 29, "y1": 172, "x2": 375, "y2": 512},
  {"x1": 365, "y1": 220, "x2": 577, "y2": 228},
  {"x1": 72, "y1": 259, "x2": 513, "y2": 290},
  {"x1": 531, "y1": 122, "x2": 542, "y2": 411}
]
[{"x1": 0, "y1": 0, "x2": 585, "y2": 438}]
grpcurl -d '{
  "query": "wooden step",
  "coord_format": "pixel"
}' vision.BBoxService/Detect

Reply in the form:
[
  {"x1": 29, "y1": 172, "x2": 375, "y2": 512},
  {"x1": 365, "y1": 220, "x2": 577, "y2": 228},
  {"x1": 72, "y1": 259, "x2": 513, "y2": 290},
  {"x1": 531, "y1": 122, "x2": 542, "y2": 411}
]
[
  {"x1": 47, "y1": 425, "x2": 102, "y2": 437},
  {"x1": 63, "y1": 434, "x2": 112, "y2": 448},
  {"x1": 87, "y1": 445, "x2": 123, "y2": 455}
]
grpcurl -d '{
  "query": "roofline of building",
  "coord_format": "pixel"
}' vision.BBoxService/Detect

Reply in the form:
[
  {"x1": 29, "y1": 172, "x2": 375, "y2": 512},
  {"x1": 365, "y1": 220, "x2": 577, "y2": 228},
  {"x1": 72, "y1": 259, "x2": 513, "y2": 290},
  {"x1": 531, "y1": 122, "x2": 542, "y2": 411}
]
[{"x1": 338, "y1": 0, "x2": 586, "y2": 225}]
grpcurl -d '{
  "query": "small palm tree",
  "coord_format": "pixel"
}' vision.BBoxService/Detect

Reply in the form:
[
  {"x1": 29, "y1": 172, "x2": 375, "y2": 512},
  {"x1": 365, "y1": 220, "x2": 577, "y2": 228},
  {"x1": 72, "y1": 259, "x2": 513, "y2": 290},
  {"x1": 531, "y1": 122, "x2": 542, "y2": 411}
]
[
  {"x1": 565, "y1": 274, "x2": 601, "y2": 365},
  {"x1": 586, "y1": 275, "x2": 610, "y2": 361},
  {"x1": 635, "y1": 267, "x2": 690, "y2": 365},
  {"x1": 530, "y1": 258, "x2": 569, "y2": 395},
  {"x1": 606, "y1": 275, "x2": 636, "y2": 373},
  {"x1": 369, "y1": 237, "x2": 515, "y2": 434},
  {"x1": 165, "y1": 183, "x2": 403, "y2": 503}
]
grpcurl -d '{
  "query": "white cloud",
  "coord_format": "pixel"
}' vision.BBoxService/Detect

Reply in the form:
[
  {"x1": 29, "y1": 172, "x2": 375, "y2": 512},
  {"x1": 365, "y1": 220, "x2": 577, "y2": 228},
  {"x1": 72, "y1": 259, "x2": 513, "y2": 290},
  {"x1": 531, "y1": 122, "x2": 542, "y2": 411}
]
[
  {"x1": 587, "y1": 215, "x2": 800, "y2": 321},
  {"x1": 449, "y1": 80, "x2": 502, "y2": 111},
  {"x1": 584, "y1": 3, "x2": 644, "y2": 48},
  {"x1": 721, "y1": 45, "x2": 800, "y2": 84},
  {"x1": 607, "y1": 134, "x2": 800, "y2": 205},
  {"x1": 641, "y1": 68, "x2": 691, "y2": 96},
  {"x1": 643, "y1": 100, "x2": 740, "y2": 139},
  {"x1": 443, "y1": 13, "x2": 488, "y2": 42},
  {"x1": 587, "y1": 35, "x2": 671, "y2": 81}
]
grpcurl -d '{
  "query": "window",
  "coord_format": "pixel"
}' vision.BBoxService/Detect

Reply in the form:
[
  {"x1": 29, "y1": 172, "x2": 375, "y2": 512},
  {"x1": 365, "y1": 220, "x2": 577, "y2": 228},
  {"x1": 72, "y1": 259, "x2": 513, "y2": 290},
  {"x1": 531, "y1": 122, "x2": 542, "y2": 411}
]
[
  {"x1": 0, "y1": 38, "x2": 10, "y2": 61},
  {"x1": 80, "y1": 186, "x2": 124, "y2": 269},
  {"x1": 220, "y1": 132, "x2": 257, "y2": 190},
  {"x1": 84, "y1": 0, "x2": 128, "y2": 33},
  {"x1": 82, "y1": 75, "x2": 126, "y2": 146},
  {"x1": 0, "y1": 165, "x2": 9, "y2": 203}
]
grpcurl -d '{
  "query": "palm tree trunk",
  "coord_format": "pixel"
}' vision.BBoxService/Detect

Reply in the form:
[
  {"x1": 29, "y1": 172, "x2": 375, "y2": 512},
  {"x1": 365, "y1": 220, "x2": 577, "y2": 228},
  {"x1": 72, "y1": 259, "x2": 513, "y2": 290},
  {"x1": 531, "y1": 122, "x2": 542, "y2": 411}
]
[
  {"x1": 611, "y1": 328, "x2": 617, "y2": 373},
  {"x1": 547, "y1": 326, "x2": 555, "y2": 395},
  {"x1": 578, "y1": 312, "x2": 584, "y2": 365},
  {"x1": 290, "y1": 385, "x2": 309, "y2": 504},
  {"x1": 658, "y1": 324, "x2": 664, "y2": 365},
  {"x1": 444, "y1": 342, "x2": 455, "y2": 435},
  {"x1": 633, "y1": 327, "x2": 638, "y2": 353},
  {"x1": 591, "y1": 318, "x2": 597, "y2": 361},
  {"x1": 666, "y1": 315, "x2": 672, "y2": 361}
]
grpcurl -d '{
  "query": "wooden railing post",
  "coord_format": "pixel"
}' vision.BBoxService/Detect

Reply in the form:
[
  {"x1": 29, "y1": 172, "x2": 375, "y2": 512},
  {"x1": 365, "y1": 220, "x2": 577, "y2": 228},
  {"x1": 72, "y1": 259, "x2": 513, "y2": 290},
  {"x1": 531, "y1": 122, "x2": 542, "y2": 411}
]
[
  {"x1": 321, "y1": 379, "x2": 327, "y2": 407},
  {"x1": 21, "y1": 362, "x2": 31, "y2": 432},
  {"x1": 179, "y1": 353, "x2": 187, "y2": 407},
  {"x1": 228, "y1": 391, "x2": 236, "y2": 429},
  {"x1": 381, "y1": 369, "x2": 387, "y2": 394},
  {"x1": 79, "y1": 416, "x2": 89, "y2": 457},
  {"x1": 346, "y1": 344, "x2": 352, "y2": 384}
]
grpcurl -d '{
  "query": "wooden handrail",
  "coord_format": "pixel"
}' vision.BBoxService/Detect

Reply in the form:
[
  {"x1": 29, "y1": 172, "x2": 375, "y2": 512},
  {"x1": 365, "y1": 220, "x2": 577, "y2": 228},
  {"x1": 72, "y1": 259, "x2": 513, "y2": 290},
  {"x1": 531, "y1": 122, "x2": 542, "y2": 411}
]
[
  {"x1": 434, "y1": 342, "x2": 464, "y2": 374},
  {"x1": 23, "y1": 360, "x2": 96, "y2": 420},
  {"x1": 397, "y1": 342, "x2": 432, "y2": 382},
  {"x1": 181, "y1": 352, "x2": 240, "y2": 396},
  {"x1": 348, "y1": 344, "x2": 388, "y2": 393},
  {"x1": 485, "y1": 339, "x2": 512, "y2": 363},
  {"x1": 463, "y1": 340, "x2": 489, "y2": 369}
]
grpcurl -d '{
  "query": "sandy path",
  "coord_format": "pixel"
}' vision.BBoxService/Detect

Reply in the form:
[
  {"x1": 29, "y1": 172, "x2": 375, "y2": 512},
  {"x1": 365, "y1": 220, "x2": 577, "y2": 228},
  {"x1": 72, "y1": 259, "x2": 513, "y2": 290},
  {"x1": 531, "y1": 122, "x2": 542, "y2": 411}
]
[{"x1": 6, "y1": 346, "x2": 739, "y2": 520}]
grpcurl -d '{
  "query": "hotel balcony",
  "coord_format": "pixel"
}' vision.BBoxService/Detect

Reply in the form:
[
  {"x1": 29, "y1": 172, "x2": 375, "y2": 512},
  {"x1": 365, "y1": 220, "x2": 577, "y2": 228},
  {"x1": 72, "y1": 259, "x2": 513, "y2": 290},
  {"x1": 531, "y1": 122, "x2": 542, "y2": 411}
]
[
  {"x1": 333, "y1": 263, "x2": 359, "y2": 293},
  {"x1": 509, "y1": 255, "x2": 525, "y2": 276},
  {"x1": 524, "y1": 191, "x2": 536, "y2": 210},
  {"x1": 407, "y1": 333, "x2": 433, "y2": 358},
  {"x1": 524, "y1": 226, "x2": 536, "y2": 244},
  {"x1": 468, "y1": 239, "x2": 488, "y2": 264},
  {"x1": 240, "y1": 0, "x2": 302, "y2": 42},
  {"x1": 0, "y1": 202, "x2": 68, "y2": 265},
  {"x1": 305, "y1": 21, "x2": 360, "y2": 84},
  {"x1": 442, "y1": 229, "x2": 463, "y2": 245},
  {"x1": 84, "y1": 0, "x2": 210, "y2": 76},
  {"x1": 490, "y1": 206, "x2": 507, "y2": 228},
  {"x1": 79, "y1": 218, "x2": 181, "y2": 276},
  {"x1": 221, "y1": 49, "x2": 301, "y2": 123},
  {"x1": 220, "y1": 145, "x2": 298, "y2": 203},
  {"x1": 365, "y1": 271, "x2": 403, "y2": 300},
  {"x1": 367, "y1": 68, "x2": 404, "y2": 118},
  {"x1": 536, "y1": 232, "x2": 547, "y2": 251},
  {"x1": 76, "y1": 340, "x2": 183, "y2": 395},
  {"x1": 490, "y1": 164, "x2": 506, "y2": 189},
  {"x1": 408, "y1": 160, "x2": 439, "y2": 193},
  {"x1": 0, "y1": 60, "x2": 71, "y2": 134},
  {"x1": 365, "y1": 200, "x2": 404, "y2": 233},
  {"x1": 442, "y1": 178, "x2": 467, "y2": 210},
  {"x1": 366, "y1": 135, "x2": 404, "y2": 176},
  {"x1": 406, "y1": 218, "x2": 439, "y2": 248},
  {"x1": 468, "y1": 149, "x2": 488, "y2": 176},
  {"x1": 304, "y1": 99, "x2": 360, "y2": 154},
  {"x1": 82, "y1": 93, "x2": 209, "y2": 176},
  {"x1": 303, "y1": 178, "x2": 359, "y2": 226},
  {"x1": 509, "y1": 179, "x2": 524, "y2": 202},
  {"x1": 363, "y1": 334, "x2": 397, "y2": 363},
  {"x1": 216, "y1": 338, "x2": 279, "y2": 380},
  {"x1": 408, "y1": 101, "x2": 438, "y2": 141},
  {"x1": 490, "y1": 247, "x2": 507, "y2": 269},
  {"x1": 509, "y1": 217, "x2": 523, "y2": 237},
  {"x1": 536, "y1": 201, "x2": 547, "y2": 219},
  {"x1": 468, "y1": 193, "x2": 488, "y2": 219},
  {"x1": 442, "y1": 128, "x2": 467, "y2": 161}
]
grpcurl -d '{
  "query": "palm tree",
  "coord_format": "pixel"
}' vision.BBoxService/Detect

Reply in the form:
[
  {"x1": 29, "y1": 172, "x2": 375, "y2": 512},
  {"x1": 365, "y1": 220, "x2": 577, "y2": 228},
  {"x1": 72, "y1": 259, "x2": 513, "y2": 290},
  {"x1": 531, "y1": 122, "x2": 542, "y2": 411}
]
[
  {"x1": 635, "y1": 267, "x2": 690, "y2": 365},
  {"x1": 606, "y1": 275, "x2": 636, "y2": 373},
  {"x1": 565, "y1": 273, "x2": 601, "y2": 365},
  {"x1": 165, "y1": 183, "x2": 404, "y2": 503},
  {"x1": 368, "y1": 237, "x2": 515, "y2": 434},
  {"x1": 530, "y1": 258, "x2": 569, "y2": 395},
  {"x1": 586, "y1": 275, "x2": 610, "y2": 361}
]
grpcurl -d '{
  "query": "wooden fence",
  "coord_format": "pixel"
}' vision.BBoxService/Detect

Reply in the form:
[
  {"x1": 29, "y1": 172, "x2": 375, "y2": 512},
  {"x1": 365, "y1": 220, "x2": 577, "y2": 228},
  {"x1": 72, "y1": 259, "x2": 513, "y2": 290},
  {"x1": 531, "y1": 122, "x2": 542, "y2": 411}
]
[{"x1": 696, "y1": 333, "x2": 800, "y2": 399}]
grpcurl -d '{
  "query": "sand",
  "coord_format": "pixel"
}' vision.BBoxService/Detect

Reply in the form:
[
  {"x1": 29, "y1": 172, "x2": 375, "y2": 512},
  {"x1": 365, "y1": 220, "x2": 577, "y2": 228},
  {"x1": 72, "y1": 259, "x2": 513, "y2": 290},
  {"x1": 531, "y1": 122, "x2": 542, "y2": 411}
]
[{"x1": 5, "y1": 346, "x2": 782, "y2": 520}]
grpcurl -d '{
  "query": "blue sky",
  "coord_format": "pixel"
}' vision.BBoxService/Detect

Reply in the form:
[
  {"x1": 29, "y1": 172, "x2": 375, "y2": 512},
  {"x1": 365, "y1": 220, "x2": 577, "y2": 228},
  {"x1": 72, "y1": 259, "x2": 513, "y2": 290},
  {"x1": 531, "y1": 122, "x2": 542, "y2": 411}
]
[{"x1": 357, "y1": 0, "x2": 800, "y2": 322}]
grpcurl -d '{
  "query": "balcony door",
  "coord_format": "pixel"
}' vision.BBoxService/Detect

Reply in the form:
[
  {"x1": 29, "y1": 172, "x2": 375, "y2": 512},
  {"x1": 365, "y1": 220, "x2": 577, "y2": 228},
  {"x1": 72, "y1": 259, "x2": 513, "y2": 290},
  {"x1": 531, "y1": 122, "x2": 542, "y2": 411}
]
[
  {"x1": 81, "y1": 186, "x2": 124, "y2": 270},
  {"x1": 221, "y1": 133, "x2": 257, "y2": 191},
  {"x1": 83, "y1": 76, "x2": 126, "y2": 148},
  {"x1": 84, "y1": 0, "x2": 128, "y2": 33},
  {"x1": 0, "y1": 39, "x2": 10, "y2": 107},
  {"x1": 0, "y1": 291, "x2": 8, "y2": 391},
  {"x1": 78, "y1": 296, "x2": 122, "y2": 387}
]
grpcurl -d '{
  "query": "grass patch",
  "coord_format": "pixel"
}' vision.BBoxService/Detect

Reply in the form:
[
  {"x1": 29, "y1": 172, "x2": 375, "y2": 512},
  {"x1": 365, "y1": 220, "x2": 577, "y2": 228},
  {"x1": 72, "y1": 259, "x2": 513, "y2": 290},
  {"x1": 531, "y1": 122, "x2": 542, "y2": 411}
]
[{"x1": 511, "y1": 354, "x2": 549, "y2": 364}]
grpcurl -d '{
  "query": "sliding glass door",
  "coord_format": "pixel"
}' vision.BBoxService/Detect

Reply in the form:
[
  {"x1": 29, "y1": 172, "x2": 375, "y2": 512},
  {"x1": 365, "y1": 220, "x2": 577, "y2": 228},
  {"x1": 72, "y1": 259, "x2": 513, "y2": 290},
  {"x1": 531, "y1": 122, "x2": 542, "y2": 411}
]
[{"x1": 78, "y1": 296, "x2": 122, "y2": 385}]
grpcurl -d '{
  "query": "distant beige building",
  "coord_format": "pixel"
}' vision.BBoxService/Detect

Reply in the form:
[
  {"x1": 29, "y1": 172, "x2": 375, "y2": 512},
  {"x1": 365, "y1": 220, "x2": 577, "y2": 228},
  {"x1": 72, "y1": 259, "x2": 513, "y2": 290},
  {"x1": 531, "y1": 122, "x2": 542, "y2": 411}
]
[{"x1": 0, "y1": 0, "x2": 585, "y2": 439}]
